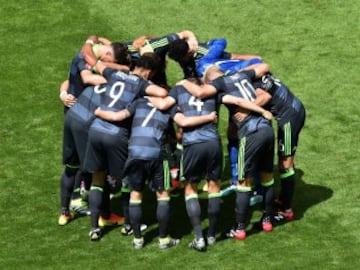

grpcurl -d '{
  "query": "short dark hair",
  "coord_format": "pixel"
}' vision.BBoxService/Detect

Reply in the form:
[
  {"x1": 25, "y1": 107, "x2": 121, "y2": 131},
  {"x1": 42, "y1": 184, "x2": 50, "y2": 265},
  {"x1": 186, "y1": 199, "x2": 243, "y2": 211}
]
[
  {"x1": 168, "y1": 39, "x2": 189, "y2": 62},
  {"x1": 135, "y1": 52, "x2": 161, "y2": 72},
  {"x1": 111, "y1": 42, "x2": 131, "y2": 65}
]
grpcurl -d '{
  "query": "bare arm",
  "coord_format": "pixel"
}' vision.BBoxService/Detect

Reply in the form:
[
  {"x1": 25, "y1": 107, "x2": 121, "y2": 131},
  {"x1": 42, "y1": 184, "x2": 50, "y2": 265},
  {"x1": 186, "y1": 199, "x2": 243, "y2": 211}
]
[
  {"x1": 255, "y1": 88, "x2": 272, "y2": 107},
  {"x1": 80, "y1": 69, "x2": 107, "y2": 85},
  {"x1": 173, "y1": 111, "x2": 217, "y2": 127},
  {"x1": 177, "y1": 30, "x2": 198, "y2": 53},
  {"x1": 102, "y1": 61, "x2": 129, "y2": 71},
  {"x1": 231, "y1": 52, "x2": 263, "y2": 61},
  {"x1": 91, "y1": 60, "x2": 127, "y2": 81},
  {"x1": 82, "y1": 43, "x2": 97, "y2": 67},
  {"x1": 177, "y1": 30, "x2": 196, "y2": 40},
  {"x1": 81, "y1": 35, "x2": 100, "y2": 67},
  {"x1": 132, "y1": 35, "x2": 156, "y2": 51},
  {"x1": 59, "y1": 79, "x2": 76, "y2": 107},
  {"x1": 146, "y1": 96, "x2": 176, "y2": 110},
  {"x1": 59, "y1": 79, "x2": 69, "y2": 96},
  {"x1": 251, "y1": 63, "x2": 270, "y2": 78},
  {"x1": 82, "y1": 36, "x2": 113, "y2": 66},
  {"x1": 94, "y1": 107, "x2": 131, "y2": 122},
  {"x1": 222, "y1": 94, "x2": 272, "y2": 120},
  {"x1": 177, "y1": 80, "x2": 217, "y2": 99},
  {"x1": 145, "y1": 84, "x2": 168, "y2": 97}
]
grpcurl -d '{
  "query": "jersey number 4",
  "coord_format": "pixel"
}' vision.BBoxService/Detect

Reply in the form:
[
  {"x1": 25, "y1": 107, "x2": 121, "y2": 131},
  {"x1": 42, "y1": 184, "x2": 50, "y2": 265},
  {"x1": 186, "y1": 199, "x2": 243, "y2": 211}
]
[{"x1": 188, "y1": 96, "x2": 204, "y2": 112}]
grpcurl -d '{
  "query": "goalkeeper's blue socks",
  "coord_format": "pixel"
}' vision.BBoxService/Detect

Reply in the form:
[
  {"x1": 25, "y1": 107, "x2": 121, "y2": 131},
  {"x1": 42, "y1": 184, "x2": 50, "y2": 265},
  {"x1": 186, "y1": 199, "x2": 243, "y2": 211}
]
[{"x1": 227, "y1": 140, "x2": 239, "y2": 186}]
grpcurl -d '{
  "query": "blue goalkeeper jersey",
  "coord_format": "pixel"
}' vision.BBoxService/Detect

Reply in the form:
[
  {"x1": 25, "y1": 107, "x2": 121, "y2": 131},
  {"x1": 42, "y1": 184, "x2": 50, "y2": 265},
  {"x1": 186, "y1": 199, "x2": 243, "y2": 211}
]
[
  {"x1": 196, "y1": 38, "x2": 263, "y2": 77},
  {"x1": 180, "y1": 40, "x2": 232, "y2": 78}
]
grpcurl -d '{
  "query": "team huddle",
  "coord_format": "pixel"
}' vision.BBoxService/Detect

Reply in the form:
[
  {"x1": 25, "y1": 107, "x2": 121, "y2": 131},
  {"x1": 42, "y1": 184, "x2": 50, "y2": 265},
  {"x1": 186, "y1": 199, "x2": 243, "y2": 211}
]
[{"x1": 58, "y1": 30, "x2": 306, "y2": 251}]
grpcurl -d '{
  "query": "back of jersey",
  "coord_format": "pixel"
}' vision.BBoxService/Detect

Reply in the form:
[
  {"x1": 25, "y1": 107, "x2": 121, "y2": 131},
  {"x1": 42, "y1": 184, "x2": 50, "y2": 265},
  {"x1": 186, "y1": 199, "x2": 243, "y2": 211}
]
[
  {"x1": 94, "y1": 69, "x2": 150, "y2": 129},
  {"x1": 128, "y1": 98, "x2": 171, "y2": 160},
  {"x1": 101, "y1": 69, "x2": 148, "y2": 110},
  {"x1": 254, "y1": 75, "x2": 304, "y2": 121},
  {"x1": 170, "y1": 85, "x2": 219, "y2": 145},
  {"x1": 212, "y1": 71, "x2": 270, "y2": 135}
]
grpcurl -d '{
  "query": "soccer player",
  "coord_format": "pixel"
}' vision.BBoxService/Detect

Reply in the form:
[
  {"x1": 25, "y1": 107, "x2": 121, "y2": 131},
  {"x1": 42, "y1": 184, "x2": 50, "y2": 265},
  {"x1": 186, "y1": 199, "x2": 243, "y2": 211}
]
[
  {"x1": 168, "y1": 37, "x2": 263, "y2": 194},
  {"x1": 196, "y1": 38, "x2": 263, "y2": 78},
  {"x1": 146, "y1": 79, "x2": 222, "y2": 251},
  {"x1": 124, "y1": 30, "x2": 200, "y2": 190},
  {"x1": 148, "y1": 79, "x2": 221, "y2": 251},
  {"x1": 126, "y1": 30, "x2": 198, "y2": 89},
  {"x1": 63, "y1": 35, "x2": 130, "y2": 110},
  {"x1": 59, "y1": 36, "x2": 131, "y2": 218},
  {"x1": 148, "y1": 75, "x2": 271, "y2": 250},
  {"x1": 81, "y1": 35, "x2": 131, "y2": 71},
  {"x1": 197, "y1": 38, "x2": 264, "y2": 196},
  {"x1": 83, "y1": 53, "x2": 168, "y2": 241},
  {"x1": 168, "y1": 37, "x2": 262, "y2": 79},
  {"x1": 59, "y1": 81, "x2": 127, "y2": 225},
  {"x1": 95, "y1": 97, "x2": 182, "y2": 249},
  {"x1": 83, "y1": 31, "x2": 198, "y2": 90},
  {"x1": 59, "y1": 46, "x2": 105, "y2": 214},
  {"x1": 253, "y1": 73, "x2": 306, "y2": 222},
  {"x1": 183, "y1": 64, "x2": 275, "y2": 240},
  {"x1": 84, "y1": 31, "x2": 198, "y2": 179},
  {"x1": 58, "y1": 83, "x2": 101, "y2": 225}
]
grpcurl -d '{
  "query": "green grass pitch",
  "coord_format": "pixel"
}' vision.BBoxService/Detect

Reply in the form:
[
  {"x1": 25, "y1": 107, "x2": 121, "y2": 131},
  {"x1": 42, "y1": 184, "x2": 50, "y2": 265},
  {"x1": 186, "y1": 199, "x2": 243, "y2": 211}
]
[{"x1": 0, "y1": 0, "x2": 359, "y2": 269}]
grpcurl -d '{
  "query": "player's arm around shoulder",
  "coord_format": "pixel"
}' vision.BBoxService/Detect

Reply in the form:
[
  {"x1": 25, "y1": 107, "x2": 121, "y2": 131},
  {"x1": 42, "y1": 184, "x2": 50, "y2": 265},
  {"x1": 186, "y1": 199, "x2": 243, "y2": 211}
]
[
  {"x1": 102, "y1": 62, "x2": 130, "y2": 71},
  {"x1": 80, "y1": 68, "x2": 107, "y2": 86},
  {"x1": 222, "y1": 94, "x2": 272, "y2": 120},
  {"x1": 146, "y1": 95, "x2": 176, "y2": 111},
  {"x1": 81, "y1": 35, "x2": 99, "y2": 67},
  {"x1": 145, "y1": 84, "x2": 168, "y2": 98},
  {"x1": 132, "y1": 35, "x2": 158, "y2": 51},
  {"x1": 94, "y1": 107, "x2": 131, "y2": 122},
  {"x1": 252, "y1": 63, "x2": 270, "y2": 78},
  {"x1": 177, "y1": 79, "x2": 217, "y2": 99},
  {"x1": 173, "y1": 111, "x2": 217, "y2": 127},
  {"x1": 255, "y1": 88, "x2": 272, "y2": 107}
]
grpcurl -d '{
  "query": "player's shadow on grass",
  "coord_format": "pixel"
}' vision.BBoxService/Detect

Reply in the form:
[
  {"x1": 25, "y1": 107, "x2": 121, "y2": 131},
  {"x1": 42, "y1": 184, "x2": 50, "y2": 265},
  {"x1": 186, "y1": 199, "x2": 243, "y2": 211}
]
[
  {"x1": 110, "y1": 167, "x2": 333, "y2": 243},
  {"x1": 288, "y1": 168, "x2": 333, "y2": 221},
  {"x1": 217, "y1": 167, "x2": 334, "y2": 240}
]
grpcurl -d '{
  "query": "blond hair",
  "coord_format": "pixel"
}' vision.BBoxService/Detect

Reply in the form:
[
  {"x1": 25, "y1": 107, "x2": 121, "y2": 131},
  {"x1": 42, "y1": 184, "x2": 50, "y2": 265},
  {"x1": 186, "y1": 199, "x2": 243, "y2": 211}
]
[{"x1": 203, "y1": 64, "x2": 223, "y2": 83}]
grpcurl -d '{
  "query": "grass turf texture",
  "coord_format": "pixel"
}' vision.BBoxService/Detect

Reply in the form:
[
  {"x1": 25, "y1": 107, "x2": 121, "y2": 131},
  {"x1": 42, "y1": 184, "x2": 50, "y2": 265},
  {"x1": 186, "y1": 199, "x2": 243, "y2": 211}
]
[{"x1": 0, "y1": 0, "x2": 359, "y2": 269}]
